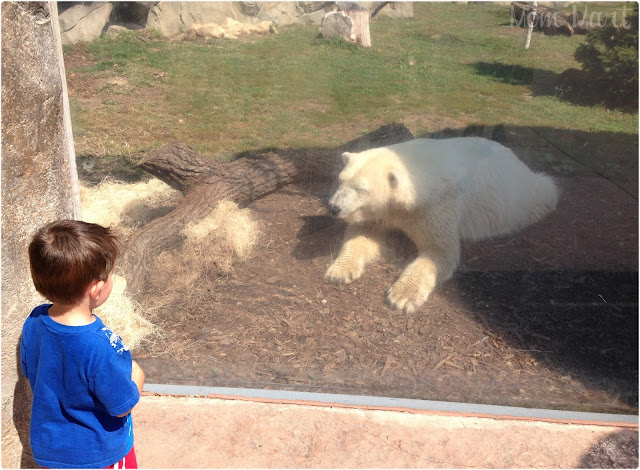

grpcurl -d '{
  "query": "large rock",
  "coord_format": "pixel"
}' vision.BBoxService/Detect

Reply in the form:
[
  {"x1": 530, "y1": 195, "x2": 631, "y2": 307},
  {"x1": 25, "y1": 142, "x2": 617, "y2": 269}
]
[
  {"x1": 58, "y1": 2, "x2": 114, "y2": 45},
  {"x1": 146, "y1": 2, "x2": 251, "y2": 36},
  {"x1": 146, "y1": 1, "x2": 412, "y2": 37},
  {"x1": 146, "y1": 2, "x2": 323, "y2": 36},
  {"x1": 1, "y1": 2, "x2": 80, "y2": 466},
  {"x1": 258, "y1": 2, "x2": 309, "y2": 26},
  {"x1": 111, "y1": 1, "x2": 154, "y2": 26},
  {"x1": 56, "y1": 1, "x2": 413, "y2": 43}
]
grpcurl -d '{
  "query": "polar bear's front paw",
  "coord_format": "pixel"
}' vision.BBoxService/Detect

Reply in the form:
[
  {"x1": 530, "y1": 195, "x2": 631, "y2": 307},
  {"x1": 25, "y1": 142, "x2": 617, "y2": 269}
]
[
  {"x1": 386, "y1": 278, "x2": 431, "y2": 314},
  {"x1": 325, "y1": 259, "x2": 363, "y2": 284}
]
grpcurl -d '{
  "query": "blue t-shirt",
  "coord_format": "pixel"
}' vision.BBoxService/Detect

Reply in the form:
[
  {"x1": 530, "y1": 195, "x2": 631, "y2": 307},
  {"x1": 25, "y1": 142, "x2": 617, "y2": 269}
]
[{"x1": 20, "y1": 304, "x2": 140, "y2": 468}]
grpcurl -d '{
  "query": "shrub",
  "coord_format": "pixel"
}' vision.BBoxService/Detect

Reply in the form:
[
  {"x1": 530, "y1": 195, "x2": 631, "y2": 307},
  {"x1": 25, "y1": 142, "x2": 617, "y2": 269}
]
[{"x1": 573, "y1": 3, "x2": 638, "y2": 109}]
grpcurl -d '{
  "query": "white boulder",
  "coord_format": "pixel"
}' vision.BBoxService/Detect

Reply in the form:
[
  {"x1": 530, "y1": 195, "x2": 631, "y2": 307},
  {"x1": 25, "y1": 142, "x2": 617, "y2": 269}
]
[{"x1": 59, "y1": 2, "x2": 114, "y2": 45}]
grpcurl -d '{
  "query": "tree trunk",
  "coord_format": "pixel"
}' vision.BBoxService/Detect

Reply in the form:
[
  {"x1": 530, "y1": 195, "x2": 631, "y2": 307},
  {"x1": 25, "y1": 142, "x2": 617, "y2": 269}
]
[
  {"x1": 122, "y1": 123, "x2": 414, "y2": 295},
  {"x1": 347, "y1": 8, "x2": 371, "y2": 47}
]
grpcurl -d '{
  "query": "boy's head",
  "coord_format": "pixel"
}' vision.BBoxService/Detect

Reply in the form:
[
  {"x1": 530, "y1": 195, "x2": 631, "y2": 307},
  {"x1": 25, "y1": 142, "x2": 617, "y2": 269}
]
[{"x1": 28, "y1": 220, "x2": 121, "y2": 305}]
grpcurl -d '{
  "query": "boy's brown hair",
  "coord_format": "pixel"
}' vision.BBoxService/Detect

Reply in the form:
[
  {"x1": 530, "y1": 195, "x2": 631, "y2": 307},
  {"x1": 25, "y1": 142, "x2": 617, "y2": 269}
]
[{"x1": 28, "y1": 220, "x2": 121, "y2": 305}]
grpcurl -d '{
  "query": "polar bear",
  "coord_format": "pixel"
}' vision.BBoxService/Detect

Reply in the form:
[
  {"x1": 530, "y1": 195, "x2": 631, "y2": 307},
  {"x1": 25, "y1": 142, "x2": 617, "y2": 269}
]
[{"x1": 325, "y1": 137, "x2": 559, "y2": 313}]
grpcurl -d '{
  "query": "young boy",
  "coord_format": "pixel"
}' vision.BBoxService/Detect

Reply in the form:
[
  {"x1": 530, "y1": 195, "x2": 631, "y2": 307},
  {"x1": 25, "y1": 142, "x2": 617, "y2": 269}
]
[{"x1": 20, "y1": 219, "x2": 145, "y2": 469}]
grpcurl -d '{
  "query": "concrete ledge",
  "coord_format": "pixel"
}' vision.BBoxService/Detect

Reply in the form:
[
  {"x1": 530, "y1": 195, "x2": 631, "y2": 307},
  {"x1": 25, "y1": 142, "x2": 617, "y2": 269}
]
[
  {"x1": 133, "y1": 392, "x2": 639, "y2": 468},
  {"x1": 143, "y1": 383, "x2": 638, "y2": 427}
]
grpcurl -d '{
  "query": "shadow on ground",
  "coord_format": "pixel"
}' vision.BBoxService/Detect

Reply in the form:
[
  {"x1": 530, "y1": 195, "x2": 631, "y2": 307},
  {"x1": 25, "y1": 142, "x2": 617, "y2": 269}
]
[
  {"x1": 450, "y1": 270, "x2": 638, "y2": 409},
  {"x1": 295, "y1": 123, "x2": 639, "y2": 410},
  {"x1": 471, "y1": 62, "x2": 638, "y2": 112},
  {"x1": 581, "y1": 429, "x2": 639, "y2": 468}
]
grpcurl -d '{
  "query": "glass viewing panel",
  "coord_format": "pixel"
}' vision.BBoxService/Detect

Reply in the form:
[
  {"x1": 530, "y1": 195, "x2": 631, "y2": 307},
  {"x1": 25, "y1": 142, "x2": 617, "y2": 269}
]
[{"x1": 69, "y1": 2, "x2": 637, "y2": 415}]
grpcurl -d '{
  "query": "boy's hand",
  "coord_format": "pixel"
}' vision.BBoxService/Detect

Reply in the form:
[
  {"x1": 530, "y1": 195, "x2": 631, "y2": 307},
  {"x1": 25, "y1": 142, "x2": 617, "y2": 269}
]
[
  {"x1": 115, "y1": 360, "x2": 145, "y2": 418},
  {"x1": 131, "y1": 360, "x2": 145, "y2": 395}
]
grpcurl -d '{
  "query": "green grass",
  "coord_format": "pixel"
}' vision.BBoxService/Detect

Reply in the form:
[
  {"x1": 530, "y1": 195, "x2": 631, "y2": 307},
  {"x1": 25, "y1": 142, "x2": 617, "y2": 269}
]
[{"x1": 66, "y1": 2, "x2": 637, "y2": 159}]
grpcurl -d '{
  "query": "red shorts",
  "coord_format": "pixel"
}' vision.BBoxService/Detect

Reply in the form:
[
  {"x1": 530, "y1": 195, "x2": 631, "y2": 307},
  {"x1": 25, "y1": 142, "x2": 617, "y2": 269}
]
[
  {"x1": 106, "y1": 445, "x2": 137, "y2": 469},
  {"x1": 41, "y1": 446, "x2": 138, "y2": 469}
]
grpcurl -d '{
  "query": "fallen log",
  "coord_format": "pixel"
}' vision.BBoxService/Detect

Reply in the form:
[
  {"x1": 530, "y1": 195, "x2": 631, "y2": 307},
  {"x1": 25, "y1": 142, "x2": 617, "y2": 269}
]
[
  {"x1": 511, "y1": 1, "x2": 574, "y2": 36},
  {"x1": 121, "y1": 123, "x2": 414, "y2": 294}
]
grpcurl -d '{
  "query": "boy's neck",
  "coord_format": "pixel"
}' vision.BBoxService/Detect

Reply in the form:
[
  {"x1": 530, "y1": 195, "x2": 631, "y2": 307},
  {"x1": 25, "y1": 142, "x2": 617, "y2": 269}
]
[{"x1": 48, "y1": 301, "x2": 96, "y2": 326}]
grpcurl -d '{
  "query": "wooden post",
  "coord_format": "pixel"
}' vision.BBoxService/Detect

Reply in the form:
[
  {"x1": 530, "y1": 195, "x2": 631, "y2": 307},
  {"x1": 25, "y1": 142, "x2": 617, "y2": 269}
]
[
  {"x1": 524, "y1": 1, "x2": 537, "y2": 49},
  {"x1": 320, "y1": 2, "x2": 371, "y2": 47}
]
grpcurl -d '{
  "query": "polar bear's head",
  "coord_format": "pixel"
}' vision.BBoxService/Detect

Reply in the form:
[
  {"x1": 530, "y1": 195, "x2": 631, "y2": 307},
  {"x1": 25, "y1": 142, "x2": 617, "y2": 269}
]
[{"x1": 328, "y1": 148, "x2": 416, "y2": 223}]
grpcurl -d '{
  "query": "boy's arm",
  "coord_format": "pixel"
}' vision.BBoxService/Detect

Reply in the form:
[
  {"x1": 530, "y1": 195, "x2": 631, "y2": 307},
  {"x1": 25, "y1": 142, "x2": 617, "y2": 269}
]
[
  {"x1": 115, "y1": 360, "x2": 145, "y2": 418},
  {"x1": 130, "y1": 360, "x2": 145, "y2": 394}
]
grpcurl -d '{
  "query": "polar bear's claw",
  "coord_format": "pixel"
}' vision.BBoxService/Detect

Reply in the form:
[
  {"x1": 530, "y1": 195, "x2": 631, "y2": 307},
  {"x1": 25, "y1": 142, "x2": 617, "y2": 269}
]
[
  {"x1": 325, "y1": 262, "x2": 362, "y2": 284},
  {"x1": 387, "y1": 279, "x2": 430, "y2": 314},
  {"x1": 387, "y1": 292, "x2": 417, "y2": 314}
]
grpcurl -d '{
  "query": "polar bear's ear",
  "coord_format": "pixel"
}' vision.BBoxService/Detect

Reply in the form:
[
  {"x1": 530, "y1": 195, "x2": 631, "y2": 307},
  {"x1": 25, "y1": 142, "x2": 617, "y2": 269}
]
[
  {"x1": 388, "y1": 170, "x2": 399, "y2": 189},
  {"x1": 342, "y1": 152, "x2": 354, "y2": 165}
]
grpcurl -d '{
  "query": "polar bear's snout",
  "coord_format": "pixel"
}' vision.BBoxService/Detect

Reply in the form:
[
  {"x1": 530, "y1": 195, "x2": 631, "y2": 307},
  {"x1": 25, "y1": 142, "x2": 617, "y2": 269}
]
[
  {"x1": 328, "y1": 186, "x2": 361, "y2": 219},
  {"x1": 329, "y1": 186, "x2": 351, "y2": 217},
  {"x1": 328, "y1": 201, "x2": 341, "y2": 217},
  {"x1": 327, "y1": 190, "x2": 346, "y2": 218}
]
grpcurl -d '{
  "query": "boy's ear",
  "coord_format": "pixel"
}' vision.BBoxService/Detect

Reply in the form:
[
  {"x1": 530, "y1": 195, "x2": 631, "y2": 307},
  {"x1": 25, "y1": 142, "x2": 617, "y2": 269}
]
[{"x1": 88, "y1": 280, "x2": 105, "y2": 300}]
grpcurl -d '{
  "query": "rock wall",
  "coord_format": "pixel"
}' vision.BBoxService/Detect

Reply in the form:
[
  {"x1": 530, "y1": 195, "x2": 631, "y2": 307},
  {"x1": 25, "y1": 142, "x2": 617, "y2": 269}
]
[
  {"x1": 1, "y1": 2, "x2": 80, "y2": 466},
  {"x1": 58, "y1": 1, "x2": 413, "y2": 44},
  {"x1": 58, "y1": 1, "x2": 113, "y2": 45}
]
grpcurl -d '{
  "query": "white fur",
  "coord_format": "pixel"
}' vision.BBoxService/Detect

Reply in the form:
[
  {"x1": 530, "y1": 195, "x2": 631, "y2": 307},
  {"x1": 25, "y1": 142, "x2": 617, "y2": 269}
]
[{"x1": 326, "y1": 137, "x2": 559, "y2": 313}]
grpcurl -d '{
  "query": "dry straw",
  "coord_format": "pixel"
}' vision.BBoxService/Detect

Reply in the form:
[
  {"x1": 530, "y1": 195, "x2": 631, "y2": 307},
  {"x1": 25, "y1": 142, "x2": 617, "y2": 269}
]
[
  {"x1": 148, "y1": 199, "x2": 260, "y2": 295},
  {"x1": 81, "y1": 177, "x2": 260, "y2": 348},
  {"x1": 93, "y1": 274, "x2": 154, "y2": 350},
  {"x1": 81, "y1": 177, "x2": 181, "y2": 349},
  {"x1": 183, "y1": 199, "x2": 259, "y2": 260},
  {"x1": 80, "y1": 177, "x2": 182, "y2": 238}
]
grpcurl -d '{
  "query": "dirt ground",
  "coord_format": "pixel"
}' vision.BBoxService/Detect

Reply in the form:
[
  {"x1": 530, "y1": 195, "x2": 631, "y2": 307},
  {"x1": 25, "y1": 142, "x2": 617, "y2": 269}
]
[
  {"x1": 67, "y1": 46, "x2": 638, "y2": 417},
  {"x1": 128, "y1": 170, "x2": 637, "y2": 415}
]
